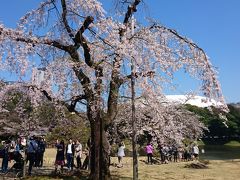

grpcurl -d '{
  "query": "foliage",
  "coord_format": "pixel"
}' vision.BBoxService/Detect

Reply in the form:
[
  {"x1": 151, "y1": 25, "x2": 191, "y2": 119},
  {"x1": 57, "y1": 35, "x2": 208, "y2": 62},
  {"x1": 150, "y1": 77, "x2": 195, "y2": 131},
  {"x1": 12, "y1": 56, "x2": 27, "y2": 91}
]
[
  {"x1": 0, "y1": 85, "x2": 63, "y2": 136},
  {"x1": 185, "y1": 104, "x2": 240, "y2": 139},
  {"x1": 0, "y1": 84, "x2": 90, "y2": 142},
  {"x1": 46, "y1": 113, "x2": 90, "y2": 146}
]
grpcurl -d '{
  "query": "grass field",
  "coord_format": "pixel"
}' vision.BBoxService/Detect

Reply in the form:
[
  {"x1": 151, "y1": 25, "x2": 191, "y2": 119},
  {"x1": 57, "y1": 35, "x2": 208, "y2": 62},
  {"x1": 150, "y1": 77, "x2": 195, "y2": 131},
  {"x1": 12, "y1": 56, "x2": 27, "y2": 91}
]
[
  {"x1": 110, "y1": 158, "x2": 240, "y2": 180},
  {"x1": 1, "y1": 148, "x2": 240, "y2": 180}
]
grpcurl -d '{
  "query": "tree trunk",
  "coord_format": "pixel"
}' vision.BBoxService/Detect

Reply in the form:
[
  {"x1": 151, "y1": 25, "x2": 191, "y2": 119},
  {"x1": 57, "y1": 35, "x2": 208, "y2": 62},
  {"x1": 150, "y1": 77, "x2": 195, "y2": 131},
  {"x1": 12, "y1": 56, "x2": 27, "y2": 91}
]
[{"x1": 89, "y1": 110, "x2": 111, "y2": 180}]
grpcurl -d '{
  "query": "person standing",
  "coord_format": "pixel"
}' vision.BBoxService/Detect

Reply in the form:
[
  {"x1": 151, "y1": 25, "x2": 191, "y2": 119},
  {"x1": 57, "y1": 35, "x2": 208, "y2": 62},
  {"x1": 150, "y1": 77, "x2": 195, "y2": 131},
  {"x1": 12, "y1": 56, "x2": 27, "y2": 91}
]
[
  {"x1": 66, "y1": 139, "x2": 74, "y2": 171},
  {"x1": 55, "y1": 140, "x2": 65, "y2": 173},
  {"x1": 26, "y1": 136, "x2": 38, "y2": 176},
  {"x1": 75, "y1": 140, "x2": 82, "y2": 169},
  {"x1": 192, "y1": 144, "x2": 199, "y2": 160},
  {"x1": 71, "y1": 141, "x2": 76, "y2": 170},
  {"x1": 145, "y1": 143, "x2": 154, "y2": 164},
  {"x1": 15, "y1": 138, "x2": 22, "y2": 153},
  {"x1": 172, "y1": 145, "x2": 178, "y2": 162},
  {"x1": 38, "y1": 137, "x2": 46, "y2": 167},
  {"x1": 117, "y1": 142, "x2": 125, "y2": 167},
  {"x1": 157, "y1": 142, "x2": 164, "y2": 163},
  {"x1": 35, "y1": 137, "x2": 41, "y2": 167},
  {"x1": 1, "y1": 141, "x2": 10, "y2": 173},
  {"x1": 82, "y1": 147, "x2": 89, "y2": 170}
]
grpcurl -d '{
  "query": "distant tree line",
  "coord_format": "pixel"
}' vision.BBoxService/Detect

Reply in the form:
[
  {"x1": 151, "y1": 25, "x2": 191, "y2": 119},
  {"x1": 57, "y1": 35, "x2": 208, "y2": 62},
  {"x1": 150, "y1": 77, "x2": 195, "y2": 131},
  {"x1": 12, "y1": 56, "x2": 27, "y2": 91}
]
[
  {"x1": 185, "y1": 104, "x2": 240, "y2": 144},
  {"x1": 0, "y1": 85, "x2": 90, "y2": 145},
  {"x1": 1, "y1": 81, "x2": 238, "y2": 145}
]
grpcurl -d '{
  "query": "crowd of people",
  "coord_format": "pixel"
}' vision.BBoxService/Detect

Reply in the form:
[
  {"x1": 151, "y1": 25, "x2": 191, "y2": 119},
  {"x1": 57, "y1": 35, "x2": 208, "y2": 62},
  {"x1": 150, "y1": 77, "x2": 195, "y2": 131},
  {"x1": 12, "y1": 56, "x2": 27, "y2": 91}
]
[
  {"x1": 0, "y1": 136, "x2": 46, "y2": 175},
  {"x1": 54, "y1": 138, "x2": 90, "y2": 174},
  {"x1": 1, "y1": 136, "x2": 201, "y2": 176},
  {"x1": 26, "y1": 136, "x2": 46, "y2": 175},
  {"x1": 145, "y1": 142, "x2": 200, "y2": 164},
  {"x1": 0, "y1": 136, "x2": 89, "y2": 175},
  {"x1": 116, "y1": 141, "x2": 200, "y2": 167}
]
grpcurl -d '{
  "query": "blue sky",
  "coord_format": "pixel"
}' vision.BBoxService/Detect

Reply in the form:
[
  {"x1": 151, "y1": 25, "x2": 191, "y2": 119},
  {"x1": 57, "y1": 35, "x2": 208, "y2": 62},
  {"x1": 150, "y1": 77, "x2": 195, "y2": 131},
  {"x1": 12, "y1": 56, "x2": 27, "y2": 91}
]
[
  {"x1": 0, "y1": 0, "x2": 239, "y2": 103},
  {"x1": 146, "y1": 0, "x2": 240, "y2": 103}
]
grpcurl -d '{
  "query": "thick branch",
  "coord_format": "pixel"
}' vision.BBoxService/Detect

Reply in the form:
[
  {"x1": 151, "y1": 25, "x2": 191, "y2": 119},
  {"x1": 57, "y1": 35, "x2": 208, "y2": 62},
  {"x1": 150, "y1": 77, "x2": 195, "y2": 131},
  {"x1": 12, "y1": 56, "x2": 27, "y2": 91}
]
[
  {"x1": 61, "y1": 0, "x2": 75, "y2": 40},
  {"x1": 15, "y1": 36, "x2": 81, "y2": 61},
  {"x1": 30, "y1": 85, "x2": 86, "y2": 115},
  {"x1": 74, "y1": 16, "x2": 94, "y2": 67},
  {"x1": 123, "y1": 0, "x2": 141, "y2": 24},
  {"x1": 68, "y1": 94, "x2": 87, "y2": 112},
  {"x1": 73, "y1": 67, "x2": 93, "y2": 99},
  {"x1": 106, "y1": 57, "x2": 122, "y2": 124}
]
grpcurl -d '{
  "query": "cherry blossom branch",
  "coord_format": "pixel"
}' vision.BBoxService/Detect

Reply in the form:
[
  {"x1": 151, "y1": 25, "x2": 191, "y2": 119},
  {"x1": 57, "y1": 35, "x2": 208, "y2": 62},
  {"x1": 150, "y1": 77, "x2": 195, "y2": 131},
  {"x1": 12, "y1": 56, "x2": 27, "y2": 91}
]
[
  {"x1": 150, "y1": 24, "x2": 207, "y2": 58},
  {"x1": 150, "y1": 24, "x2": 224, "y2": 100},
  {"x1": 124, "y1": 70, "x2": 155, "y2": 80},
  {"x1": 14, "y1": 36, "x2": 68, "y2": 51},
  {"x1": 106, "y1": 0, "x2": 141, "y2": 124},
  {"x1": 1, "y1": 23, "x2": 95, "y2": 99}
]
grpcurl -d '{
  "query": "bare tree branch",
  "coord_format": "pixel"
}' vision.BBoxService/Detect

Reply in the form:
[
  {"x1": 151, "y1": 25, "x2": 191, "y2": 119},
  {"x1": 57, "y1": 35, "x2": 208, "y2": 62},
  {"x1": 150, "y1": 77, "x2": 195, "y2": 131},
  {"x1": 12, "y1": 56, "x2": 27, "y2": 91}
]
[
  {"x1": 27, "y1": 85, "x2": 86, "y2": 115},
  {"x1": 61, "y1": 0, "x2": 75, "y2": 40},
  {"x1": 74, "y1": 16, "x2": 94, "y2": 67}
]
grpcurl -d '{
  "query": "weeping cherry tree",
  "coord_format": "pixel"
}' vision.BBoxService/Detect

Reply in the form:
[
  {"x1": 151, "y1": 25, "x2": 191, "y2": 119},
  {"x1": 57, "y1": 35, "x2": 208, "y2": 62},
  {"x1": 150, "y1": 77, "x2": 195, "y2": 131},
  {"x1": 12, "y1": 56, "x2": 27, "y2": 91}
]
[{"x1": 0, "y1": 0, "x2": 228, "y2": 179}]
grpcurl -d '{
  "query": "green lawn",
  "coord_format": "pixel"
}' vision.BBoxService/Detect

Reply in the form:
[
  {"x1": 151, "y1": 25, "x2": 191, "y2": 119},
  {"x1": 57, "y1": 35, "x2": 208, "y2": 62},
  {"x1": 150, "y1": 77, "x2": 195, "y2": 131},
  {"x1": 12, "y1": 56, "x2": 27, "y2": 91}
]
[
  {"x1": 1, "y1": 147, "x2": 240, "y2": 179},
  {"x1": 224, "y1": 140, "x2": 240, "y2": 146}
]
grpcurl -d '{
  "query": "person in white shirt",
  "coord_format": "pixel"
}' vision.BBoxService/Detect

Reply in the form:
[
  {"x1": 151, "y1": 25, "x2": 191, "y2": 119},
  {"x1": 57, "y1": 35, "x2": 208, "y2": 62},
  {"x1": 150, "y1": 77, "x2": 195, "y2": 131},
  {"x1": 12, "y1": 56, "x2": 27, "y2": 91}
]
[
  {"x1": 192, "y1": 144, "x2": 199, "y2": 160},
  {"x1": 66, "y1": 139, "x2": 74, "y2": 171},
  {"x1": 117, "y1": 142, "x2": 125, "y2": 167}
]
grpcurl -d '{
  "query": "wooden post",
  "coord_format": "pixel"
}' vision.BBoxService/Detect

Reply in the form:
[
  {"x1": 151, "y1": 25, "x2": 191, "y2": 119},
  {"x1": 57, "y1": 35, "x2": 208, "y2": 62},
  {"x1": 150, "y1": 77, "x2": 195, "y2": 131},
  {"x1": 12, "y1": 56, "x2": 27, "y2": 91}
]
[{"x1": 131, "y1": 16, "x2": 138, "y2": 180}]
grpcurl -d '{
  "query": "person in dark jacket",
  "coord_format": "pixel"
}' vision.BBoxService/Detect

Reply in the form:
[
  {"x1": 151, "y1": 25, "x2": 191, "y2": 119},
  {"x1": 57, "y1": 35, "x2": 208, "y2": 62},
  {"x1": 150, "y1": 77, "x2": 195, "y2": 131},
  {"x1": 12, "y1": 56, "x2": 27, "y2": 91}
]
[
  {"x1": 38, "y1": 137, "x2": 46, "y2": 167},
  {"x1": 34, "y1": 137, "x2": 41, "y2": 167},
  {"x1": 26, "y1": 136, "x2": 38, "y2": 175},
  {"x1": 55, "y1": 140, "x2": 65, "y2": 173},
  {"x1": 1, "y1": 141, "x2": 10, "y2": 173}
]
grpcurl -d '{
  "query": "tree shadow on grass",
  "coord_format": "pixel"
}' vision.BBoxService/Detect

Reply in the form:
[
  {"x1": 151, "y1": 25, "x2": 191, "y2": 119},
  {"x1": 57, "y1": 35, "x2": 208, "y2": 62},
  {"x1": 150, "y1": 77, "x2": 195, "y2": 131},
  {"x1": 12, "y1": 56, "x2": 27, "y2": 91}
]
[
  {"x1": 23, "y1": 170, "x2": 90, "y2": 180},
  {"x1": 0, "y1": 167, "x2": 90, "y2": 180},
  {"x1": 24, "y1": 171, "x2": 132, "y2": 180}
]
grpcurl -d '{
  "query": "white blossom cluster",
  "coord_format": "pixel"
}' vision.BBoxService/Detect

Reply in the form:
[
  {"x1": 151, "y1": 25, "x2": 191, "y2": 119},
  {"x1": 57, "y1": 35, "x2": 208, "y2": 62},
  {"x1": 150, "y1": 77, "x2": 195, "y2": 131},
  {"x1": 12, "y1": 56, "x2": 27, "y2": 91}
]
[{"x1": 110, "y1": 96, "x2": 206, "y2": 145}]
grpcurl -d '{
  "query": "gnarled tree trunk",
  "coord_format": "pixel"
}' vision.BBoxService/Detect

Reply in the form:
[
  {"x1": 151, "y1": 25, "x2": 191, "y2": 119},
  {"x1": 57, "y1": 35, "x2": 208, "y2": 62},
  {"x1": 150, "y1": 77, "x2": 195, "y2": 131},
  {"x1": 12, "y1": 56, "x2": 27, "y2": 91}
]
[{"x1": 89, "y1": 109, "x2": 111, "y2": 180}]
